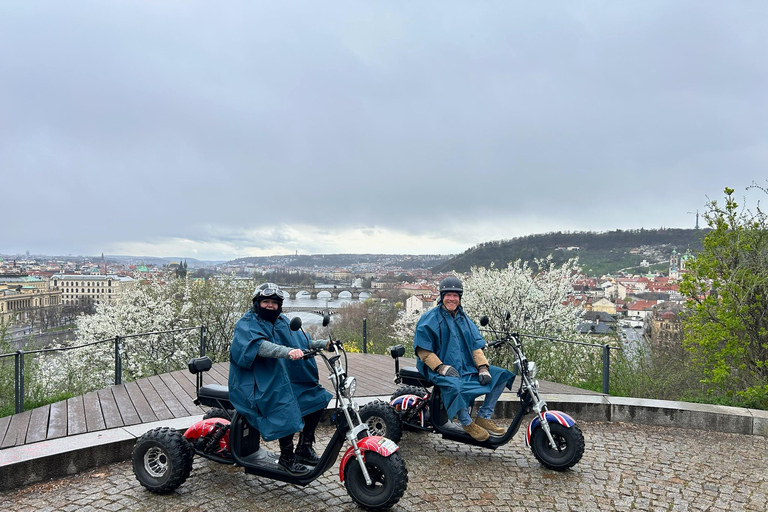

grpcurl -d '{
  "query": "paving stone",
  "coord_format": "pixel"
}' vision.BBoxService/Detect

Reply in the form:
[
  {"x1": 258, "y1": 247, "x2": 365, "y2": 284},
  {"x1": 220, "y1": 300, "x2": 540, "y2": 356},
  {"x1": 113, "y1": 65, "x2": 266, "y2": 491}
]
[{"x1": 2, "y1": 421, "x2": 768, "y2": 511}]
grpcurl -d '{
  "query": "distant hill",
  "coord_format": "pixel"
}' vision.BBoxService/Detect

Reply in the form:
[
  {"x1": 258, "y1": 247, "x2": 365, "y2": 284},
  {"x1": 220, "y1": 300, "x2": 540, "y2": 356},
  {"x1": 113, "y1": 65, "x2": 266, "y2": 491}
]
[
  {"x1": 227, "y1": 253, "x2": 452, "y2": 270},
  {"x1": 432, "y1": 228, "x2": 708, "y2": 276}
]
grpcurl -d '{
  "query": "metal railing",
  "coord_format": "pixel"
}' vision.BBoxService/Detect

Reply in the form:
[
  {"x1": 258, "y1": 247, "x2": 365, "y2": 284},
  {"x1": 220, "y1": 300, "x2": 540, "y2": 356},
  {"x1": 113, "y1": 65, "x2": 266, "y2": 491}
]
[
  {"x1": 0, "y1": 325, "x2": 207, "y2": 414},
  {"x1": 521, "y1": 332, "x2": 623, "y2": 394}
]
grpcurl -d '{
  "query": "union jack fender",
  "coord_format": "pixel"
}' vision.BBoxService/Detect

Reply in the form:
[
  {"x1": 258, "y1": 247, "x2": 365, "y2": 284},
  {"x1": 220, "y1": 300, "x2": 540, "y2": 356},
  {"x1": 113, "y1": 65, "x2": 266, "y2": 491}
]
[
  {"x1": 339, "y1": 436, "x2": 400, "y2": 482},
  {"x1": 184, "y1": 417, "x2": 231, "y2": 456},
  {"x1": 390, "y1": 394, "x2": 427, "y2": 427},
  {"x1": 525, "y1": 411, "x2": 576, "y2": 447}
]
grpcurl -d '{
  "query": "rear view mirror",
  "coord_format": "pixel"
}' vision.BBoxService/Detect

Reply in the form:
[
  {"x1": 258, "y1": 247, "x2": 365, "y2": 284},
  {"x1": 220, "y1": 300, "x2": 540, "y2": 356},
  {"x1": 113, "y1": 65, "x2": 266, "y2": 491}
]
[
  {"x1": 290, "y1": 316, "x2": 303, "y2": 331},
  {"x1": 480, "y1": 316, "x2": 489, "y2": 326}
]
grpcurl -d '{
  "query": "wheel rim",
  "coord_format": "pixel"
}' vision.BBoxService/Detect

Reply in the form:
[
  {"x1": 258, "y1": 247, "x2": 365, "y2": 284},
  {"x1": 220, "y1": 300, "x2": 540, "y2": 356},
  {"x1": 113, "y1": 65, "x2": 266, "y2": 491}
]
[
  {"x1": 144, "y1": 446, "x2": 170, "y2": 478},
  {"x1": 365, "y1": 416, "x2": 388, "y2": 437}
]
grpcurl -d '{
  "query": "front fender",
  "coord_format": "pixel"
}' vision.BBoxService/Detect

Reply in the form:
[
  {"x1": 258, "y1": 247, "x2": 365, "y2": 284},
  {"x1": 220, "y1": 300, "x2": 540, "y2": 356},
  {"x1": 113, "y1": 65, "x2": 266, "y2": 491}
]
[
  {"x1": 339, "y1": 436, "x2": 399, "y2": 482},
  {"x1": 525, "y1": 411, "x2": 576, "y2": 447}
]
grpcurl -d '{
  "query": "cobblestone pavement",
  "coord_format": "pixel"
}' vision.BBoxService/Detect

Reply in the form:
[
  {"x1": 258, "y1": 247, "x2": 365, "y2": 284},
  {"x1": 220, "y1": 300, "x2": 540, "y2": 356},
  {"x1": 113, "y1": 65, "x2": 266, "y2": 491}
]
[{"x1": 2, "y1": 420, "x2": 767, "y2": 511}]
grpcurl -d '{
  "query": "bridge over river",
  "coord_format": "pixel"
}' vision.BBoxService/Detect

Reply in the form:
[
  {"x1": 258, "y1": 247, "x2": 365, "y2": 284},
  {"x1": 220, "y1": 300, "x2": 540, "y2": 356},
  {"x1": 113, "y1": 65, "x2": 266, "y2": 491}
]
[{"x1": 279, "y1": 286, "x2": 376, "y2": 300}]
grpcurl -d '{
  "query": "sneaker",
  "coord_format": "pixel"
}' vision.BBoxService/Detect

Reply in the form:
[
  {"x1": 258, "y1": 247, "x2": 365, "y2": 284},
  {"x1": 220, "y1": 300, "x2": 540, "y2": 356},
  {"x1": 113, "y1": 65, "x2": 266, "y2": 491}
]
[
  {"x1": 475, "y1": 417, "x2": 505, "y2": 436},
  {"x1": 278, "y1": 454, "x2": 310, "y2": 475},
  {"x1": 461, "y1": 421, "x2": 490, "y2": 441}
]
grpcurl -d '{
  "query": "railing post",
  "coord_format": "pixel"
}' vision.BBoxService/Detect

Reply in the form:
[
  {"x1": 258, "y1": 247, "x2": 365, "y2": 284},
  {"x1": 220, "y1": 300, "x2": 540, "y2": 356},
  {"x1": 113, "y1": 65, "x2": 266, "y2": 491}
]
[
  {"x1": 362, "y1": 318, "x2": 367, "y2": 354},
  {"x1": 15, "y1": 350, "x2": 25, "y2": 414},
  {"x1": 114, "y1": 336, "x2": 122, "y2": 385},
  {"x1": 200, "y1": 325, "x2": 207, "y2": 357},
  {"x1": 602, "y1": 344, "x2": 610, "y2": 394}
]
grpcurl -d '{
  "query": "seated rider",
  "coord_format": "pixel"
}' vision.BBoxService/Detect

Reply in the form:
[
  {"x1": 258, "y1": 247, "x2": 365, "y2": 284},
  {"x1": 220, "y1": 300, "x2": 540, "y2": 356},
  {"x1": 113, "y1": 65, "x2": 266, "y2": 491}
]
[
  {"x1": 228, "y1": 283, "x2": 333, "y2": 475},
  {"x1": 414, "y1": 276, "x2": 515, "y2": 441}
]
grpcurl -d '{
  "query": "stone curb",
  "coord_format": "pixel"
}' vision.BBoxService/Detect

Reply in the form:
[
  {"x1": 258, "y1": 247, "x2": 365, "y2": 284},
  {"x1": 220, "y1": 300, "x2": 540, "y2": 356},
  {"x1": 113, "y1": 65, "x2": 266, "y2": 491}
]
[{"x1": 1, "y1": 394, "x2": 766, "y2": 492}]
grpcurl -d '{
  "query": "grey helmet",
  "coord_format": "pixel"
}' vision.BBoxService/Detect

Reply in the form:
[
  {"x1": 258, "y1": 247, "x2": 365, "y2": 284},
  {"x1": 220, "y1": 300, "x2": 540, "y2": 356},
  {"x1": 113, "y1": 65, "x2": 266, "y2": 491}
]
[
  {"x1": 438, "y1": 276, "x2": 463, "y2": 299},
  {"x1": 252, "y1": 282, "x2": 285, "y2": 305}
]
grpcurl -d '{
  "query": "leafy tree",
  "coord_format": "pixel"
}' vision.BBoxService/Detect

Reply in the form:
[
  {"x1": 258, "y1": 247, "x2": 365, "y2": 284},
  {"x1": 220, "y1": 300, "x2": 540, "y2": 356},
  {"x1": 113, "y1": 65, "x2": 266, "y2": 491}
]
[
  {"x1": 331, "y1": 299, "x2": 401, "y2": 354},
  {"x1": 679, "y1": 184, "x2": 768, "y2": 408}
]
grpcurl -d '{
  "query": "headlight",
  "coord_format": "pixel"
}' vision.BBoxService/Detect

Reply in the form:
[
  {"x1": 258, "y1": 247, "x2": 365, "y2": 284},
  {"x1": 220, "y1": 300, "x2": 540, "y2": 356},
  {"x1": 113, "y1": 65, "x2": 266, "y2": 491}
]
[
  {"x1": 527, "y1": 361, "x2": 537, "y2": 379},
  {"x1": 342, "y1": 376, "x2": 357, "y2": 398}
]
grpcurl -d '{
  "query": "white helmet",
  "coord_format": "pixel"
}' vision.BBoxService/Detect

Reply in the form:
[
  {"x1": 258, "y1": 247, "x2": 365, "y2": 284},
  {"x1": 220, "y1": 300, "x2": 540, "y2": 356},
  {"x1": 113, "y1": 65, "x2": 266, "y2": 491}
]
[{"x1": 252, "y1": 282, "x2": 285, "y2": 303}]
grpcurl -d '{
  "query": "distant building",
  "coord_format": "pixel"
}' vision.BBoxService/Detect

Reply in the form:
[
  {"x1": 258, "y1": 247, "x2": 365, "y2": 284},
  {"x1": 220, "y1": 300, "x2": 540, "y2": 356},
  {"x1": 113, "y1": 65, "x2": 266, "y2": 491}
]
[
  {"x1": 406, "y1": 294, "x2": 437, "y2": 315},
  {"x1": 0, "y1": 284, "x2": 62, "y2": 326},
  {"x1": 50, "y1": 274, "x2": 135, "y2": 307},
  {"x1": 647, "y1": 302, "x2": 685, "y2": 349}
]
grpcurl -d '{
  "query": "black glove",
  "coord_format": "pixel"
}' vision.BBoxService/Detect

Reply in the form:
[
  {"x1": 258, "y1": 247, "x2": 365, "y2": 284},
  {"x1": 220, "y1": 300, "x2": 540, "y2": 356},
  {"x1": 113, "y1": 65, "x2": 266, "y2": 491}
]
[
  {"x1": 478, "y1": 365, "x2": 491, "y2": 385},
  {"x1": 437, "y1": 364, "x2": 459, "y2": 378}
]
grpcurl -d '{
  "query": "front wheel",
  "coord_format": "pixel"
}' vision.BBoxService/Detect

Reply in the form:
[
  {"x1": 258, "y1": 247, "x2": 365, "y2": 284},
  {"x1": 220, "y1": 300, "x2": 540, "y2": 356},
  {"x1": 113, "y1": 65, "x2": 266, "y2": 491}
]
[
  {"x1": 530, "y1": 422, "x2": 584, "y2": 471},
  {"x1": 344, "y1": 452, "x2": 408, "y2": 511},
  {"x1": 359, "y1": 400, "x2": 403, "y2": 443},
  {"x1": 132, "y1": 427, "x2": 194, "y2": 493}
]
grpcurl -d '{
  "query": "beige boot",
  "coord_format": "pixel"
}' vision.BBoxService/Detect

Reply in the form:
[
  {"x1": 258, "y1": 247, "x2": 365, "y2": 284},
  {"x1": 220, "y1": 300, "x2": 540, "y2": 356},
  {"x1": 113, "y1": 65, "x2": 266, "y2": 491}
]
[
  {"x1": 462, "y1": 420, "x2": 490, "y2": 441},
  {"x1": 475, "y1": 417, "x2": 505, "y2": 436}
]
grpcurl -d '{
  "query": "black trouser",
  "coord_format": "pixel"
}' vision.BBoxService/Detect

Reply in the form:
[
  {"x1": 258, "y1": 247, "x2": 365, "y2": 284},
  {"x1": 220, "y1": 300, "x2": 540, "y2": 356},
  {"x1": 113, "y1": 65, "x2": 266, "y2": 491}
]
[{"x1": 279, "y1": 408, "x2": 323, "y2": 456}]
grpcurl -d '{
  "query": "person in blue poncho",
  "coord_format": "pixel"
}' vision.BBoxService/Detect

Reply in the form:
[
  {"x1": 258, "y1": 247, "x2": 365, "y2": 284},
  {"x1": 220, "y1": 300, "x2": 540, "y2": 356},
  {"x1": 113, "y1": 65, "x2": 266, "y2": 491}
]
[
  {"x1": 414, "y1": 276, "x2": 515, "y2": 441},
  {"x1": 229, "y1": 283, "x2": 332, "y2": 475}
]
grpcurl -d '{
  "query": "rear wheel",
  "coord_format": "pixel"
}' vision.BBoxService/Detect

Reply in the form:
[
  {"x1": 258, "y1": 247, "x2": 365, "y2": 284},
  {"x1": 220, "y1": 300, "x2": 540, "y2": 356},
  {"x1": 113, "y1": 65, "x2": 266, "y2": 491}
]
[
  {"x1": 203, "y1": 407, "x2": 233, "y2": 421},
  {"x1": 344, "y1": 452, "x2": 408, "y2": 511},
  {"x1": 359, "y1": 400, "x2": 403, "y2": 442},
  {"x1": 530, "y1": 422, "x2": 584, "y2": 471},
  {"x1": 132, "y1": 427, "x2": 194, "y2": 493}
]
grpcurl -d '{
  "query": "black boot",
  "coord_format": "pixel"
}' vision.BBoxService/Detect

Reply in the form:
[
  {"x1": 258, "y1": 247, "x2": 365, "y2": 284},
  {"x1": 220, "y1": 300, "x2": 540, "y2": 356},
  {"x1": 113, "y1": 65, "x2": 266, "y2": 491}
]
[
  {"x1": 295, "y1": 432, "x2": 320, "y2": 465},
  {"x1": 278, "y1": 453, "x2": 310, "y2": 475}
]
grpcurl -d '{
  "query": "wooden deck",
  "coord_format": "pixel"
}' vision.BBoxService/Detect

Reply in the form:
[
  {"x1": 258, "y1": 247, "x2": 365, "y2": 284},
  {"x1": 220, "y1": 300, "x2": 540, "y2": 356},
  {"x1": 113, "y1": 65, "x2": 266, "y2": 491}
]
[{"x1": 0, "y1": 353, "x2": 411, "y2": 450}]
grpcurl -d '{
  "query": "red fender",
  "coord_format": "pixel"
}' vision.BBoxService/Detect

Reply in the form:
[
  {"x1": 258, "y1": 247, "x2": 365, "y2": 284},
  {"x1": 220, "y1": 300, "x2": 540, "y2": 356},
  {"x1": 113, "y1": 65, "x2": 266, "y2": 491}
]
[
  {"x1": 184, "y1": 417, "x2": 231, "y2": 456},
  {"x1": 339, "y1": 436, "x2": 399, "y2": 482}
]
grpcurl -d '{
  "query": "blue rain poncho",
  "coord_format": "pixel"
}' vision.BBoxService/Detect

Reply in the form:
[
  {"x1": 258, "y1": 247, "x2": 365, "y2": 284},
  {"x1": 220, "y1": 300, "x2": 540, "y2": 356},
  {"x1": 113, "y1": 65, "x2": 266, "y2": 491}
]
[
  {"x1": 414, "y1": 303, "x2": 515, "y2": 420},
  {"x1": 229, "y1": 309, "x2": 332, "y2": 441}
]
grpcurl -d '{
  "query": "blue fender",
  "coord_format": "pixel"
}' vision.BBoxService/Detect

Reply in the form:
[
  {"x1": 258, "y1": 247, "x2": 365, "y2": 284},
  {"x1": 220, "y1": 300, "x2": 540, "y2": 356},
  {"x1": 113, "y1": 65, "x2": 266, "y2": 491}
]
[{"x1": 525, "y1": 410, "x2": 576, "y2": 447}]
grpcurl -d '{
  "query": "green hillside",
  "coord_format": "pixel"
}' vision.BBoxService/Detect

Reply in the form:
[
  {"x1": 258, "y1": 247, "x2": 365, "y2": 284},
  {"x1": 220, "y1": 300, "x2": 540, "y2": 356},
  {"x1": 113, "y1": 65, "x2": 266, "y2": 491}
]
[{"x1": 432, "y1": 228, "x2": 708, "y2": 276}]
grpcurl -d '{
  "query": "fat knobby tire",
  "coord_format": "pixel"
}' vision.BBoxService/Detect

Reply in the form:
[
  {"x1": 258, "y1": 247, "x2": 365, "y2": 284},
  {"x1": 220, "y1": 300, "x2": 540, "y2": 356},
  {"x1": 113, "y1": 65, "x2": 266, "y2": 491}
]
[
  {"x1": 530, "y1": 422, "x2": 585, "y2": 471},
  {"x1": 359, "y1": 400, "x2": 403, "y2": 443},
  {"x1": 132, "y1": 426, "x2": 194, "y2": 493},
  {"x1": 344, "y1": 451, "x2": 409, "y2": 511}
]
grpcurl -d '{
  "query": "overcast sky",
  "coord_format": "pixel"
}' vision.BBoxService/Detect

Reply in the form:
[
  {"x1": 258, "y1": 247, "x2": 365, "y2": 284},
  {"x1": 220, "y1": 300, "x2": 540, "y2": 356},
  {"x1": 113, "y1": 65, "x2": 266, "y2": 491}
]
[{"x1": 2, "y1": 1, "x2": 766, "y2": 261}]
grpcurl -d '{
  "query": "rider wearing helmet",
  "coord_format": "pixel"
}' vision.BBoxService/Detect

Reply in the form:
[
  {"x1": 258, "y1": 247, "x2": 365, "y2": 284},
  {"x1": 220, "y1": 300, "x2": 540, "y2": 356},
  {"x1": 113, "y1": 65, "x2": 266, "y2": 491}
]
[
  {"x1": 229, "y1": 282, "x2": 332, "y2": 475},
  {"x1": 413, "y1": 276, "x2": 515, "y2": 441}
]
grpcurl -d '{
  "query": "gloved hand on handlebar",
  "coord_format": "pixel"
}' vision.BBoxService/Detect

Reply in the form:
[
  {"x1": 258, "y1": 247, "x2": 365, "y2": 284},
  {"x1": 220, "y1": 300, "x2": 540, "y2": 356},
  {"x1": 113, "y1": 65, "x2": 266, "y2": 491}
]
[
  {"x1": 436, "y1": 364, "x2": 460, "y2": 378},
  {"x1": 478, "y1": 364, "x2": 491, "y2": 385}
]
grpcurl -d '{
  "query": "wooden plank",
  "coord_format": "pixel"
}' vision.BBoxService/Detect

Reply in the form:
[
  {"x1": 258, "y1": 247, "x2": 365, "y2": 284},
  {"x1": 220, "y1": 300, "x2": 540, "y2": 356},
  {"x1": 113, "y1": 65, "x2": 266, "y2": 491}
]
[
  {"x1": 83, "y1": 390, "x2": 106, "y2": 432},
  {"x1": 47, "y1": 401, "x2": 68, "y2": 439},
  {"x1": 98, "y1": 388, "x2": 124, "y2": 429},
  {"x1": 124, "y1": 380, "x2": 158, "y2": 423},
  {"x1": 159, "y1": 373, "x2": 202, "y2": 416},
  {"x1": 207, "y1": 364, "x2": 228, "y2": 385},
  {"x1": 136, "y1": 378, "x2": 173, "y2": 421},
  {"x1": 148, "y1": 375, "x2": 188, "y2": 418},
  {"x1": 67, "y1": 396, "x2": 86, "y2": 435},
  {"x1": 0, "y1": 415, "x2": 11, "y2": 447},
  {"x1": 112, "y1": 384, "x2": 142, "y2": 426},
  {"x1": 25, "y1": 405, "x2": 50, "y2": 443},
  {"x1": 169, "y1": 368, "x2": 198, "y2": 400},
  {"x1": 214, "y1": 361, "x2": 230, "y2": 380},
  {"x1": 1, "y1": 410, "x2": 31, "y2": 448}
]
